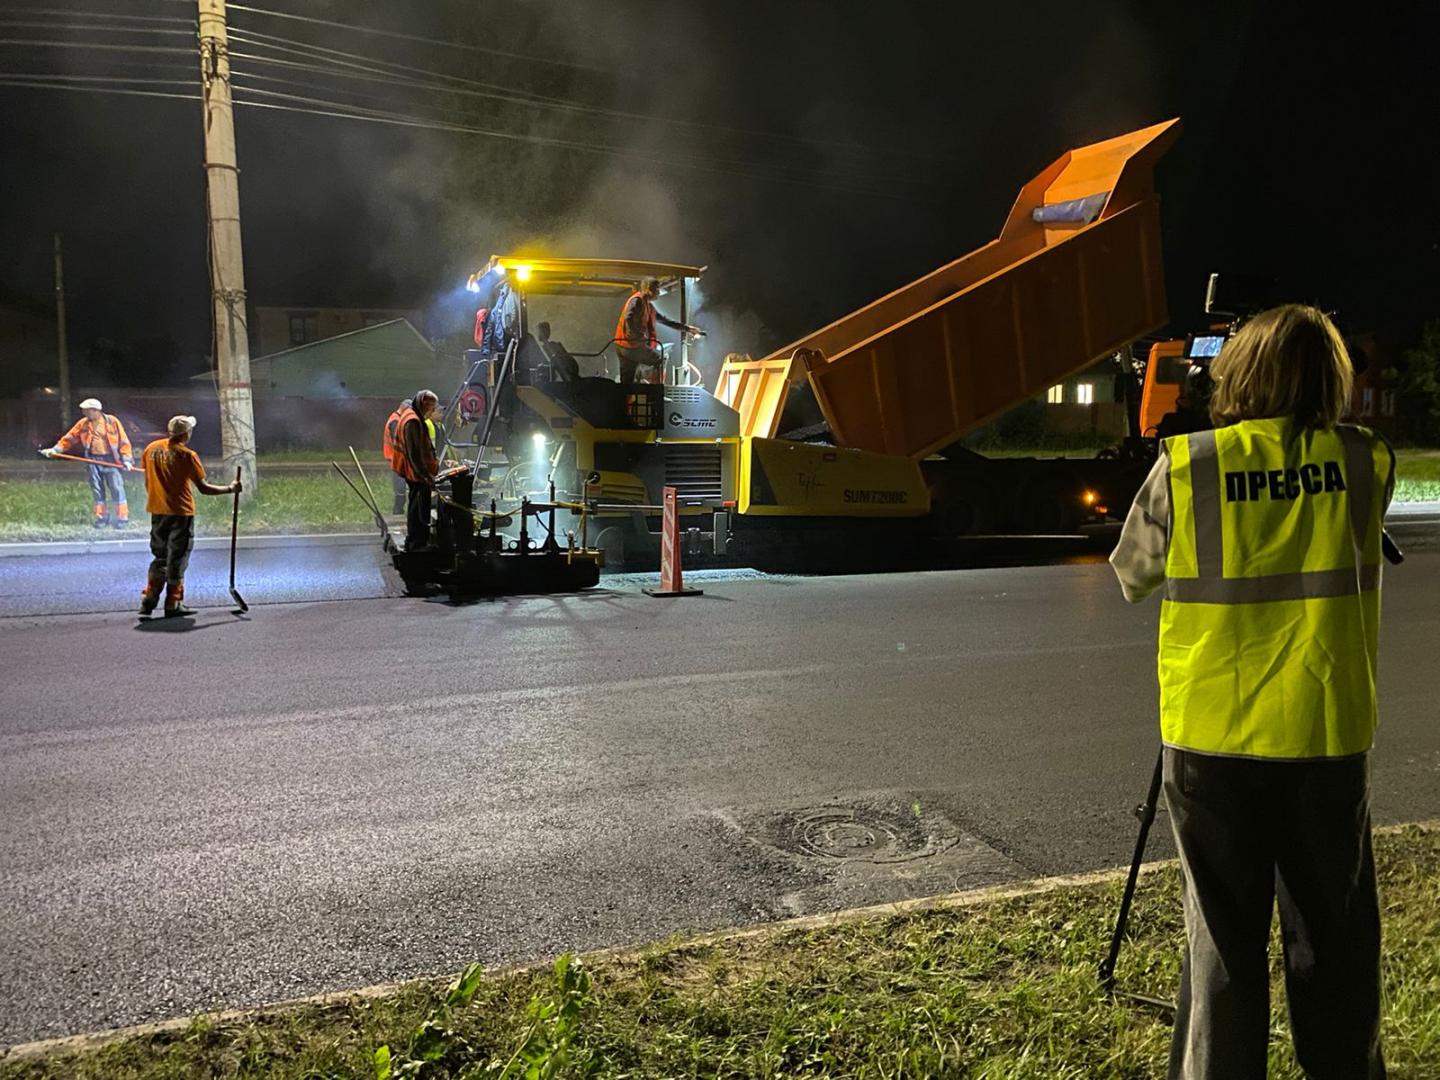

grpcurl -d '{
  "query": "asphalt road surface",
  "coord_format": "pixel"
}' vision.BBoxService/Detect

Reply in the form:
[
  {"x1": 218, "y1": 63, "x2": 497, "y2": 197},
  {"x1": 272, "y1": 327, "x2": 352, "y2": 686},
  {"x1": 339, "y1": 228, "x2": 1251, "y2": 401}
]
[{"x1": 1, "y1": 547, "x2": 1437, "y2": 1044}]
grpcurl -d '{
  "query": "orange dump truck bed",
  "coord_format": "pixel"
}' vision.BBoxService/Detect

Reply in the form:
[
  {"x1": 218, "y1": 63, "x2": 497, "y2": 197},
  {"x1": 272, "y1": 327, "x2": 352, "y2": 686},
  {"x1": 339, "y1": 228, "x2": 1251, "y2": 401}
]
[{"x1": 717, "y1": 119, "x2": 1180, "y2": 458}]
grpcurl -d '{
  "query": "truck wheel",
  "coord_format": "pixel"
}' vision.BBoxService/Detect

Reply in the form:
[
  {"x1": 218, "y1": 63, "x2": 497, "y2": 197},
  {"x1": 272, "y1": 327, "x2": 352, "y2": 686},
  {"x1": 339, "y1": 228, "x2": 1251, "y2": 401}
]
[
  {"x1": 935, "y1": 496, "x2": 991, "y2": 537},
  {"x1": 1016, "y1": 477, "x2": 1082, "y2": 534}
]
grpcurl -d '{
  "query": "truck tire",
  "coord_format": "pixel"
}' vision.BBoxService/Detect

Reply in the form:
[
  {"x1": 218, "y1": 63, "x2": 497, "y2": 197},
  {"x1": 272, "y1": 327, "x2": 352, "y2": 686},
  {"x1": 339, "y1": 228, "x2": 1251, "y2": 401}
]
[
  {"x1": 934, "y1": 493, "x2": 994, "y2": 537},
  {"x1": 1015, "y1": 474, "x2": 1082, "y2": 534}
]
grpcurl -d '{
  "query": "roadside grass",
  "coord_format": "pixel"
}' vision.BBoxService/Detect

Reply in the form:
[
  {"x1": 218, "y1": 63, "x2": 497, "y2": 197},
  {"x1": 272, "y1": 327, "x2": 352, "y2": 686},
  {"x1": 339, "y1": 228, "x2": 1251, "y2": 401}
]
[
  {"x1": 3, "y1": 827, "x2": 1435, "y2": 1080},
  {"x1": 2, "y1": 447, "x2": 1435, "y2": 543},
  {"x1": 0, "y1": 473, "x2": 380, "y2": 543},
  {"x1": 1394, "y1": 448, "x2": 1440, "y2": 502}
]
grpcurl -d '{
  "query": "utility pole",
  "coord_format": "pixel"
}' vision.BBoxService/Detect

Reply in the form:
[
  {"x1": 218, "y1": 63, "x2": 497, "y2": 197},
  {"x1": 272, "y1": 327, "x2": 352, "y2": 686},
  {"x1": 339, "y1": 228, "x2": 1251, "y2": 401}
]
[
  {"x1": 53, "y1": 233, "x2": 71, "y2": 429},
  {"x1": 198, "y1": 0, "x2": 256, "y2": 498}
]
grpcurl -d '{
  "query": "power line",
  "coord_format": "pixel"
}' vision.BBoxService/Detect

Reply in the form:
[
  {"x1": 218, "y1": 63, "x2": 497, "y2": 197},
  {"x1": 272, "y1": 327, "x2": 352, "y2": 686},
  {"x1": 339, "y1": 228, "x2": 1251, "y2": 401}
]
[
  {"x1": 0, "y1": 76, "x2": 198, "y2": 103},
  {"x1": 0, "y1": 72, "x2": 196, "y2": 85},
  {"x1": 0, "y1": 8, "x2": 194, "y2": 26},
  {"x1": 225, "y1": 89, "x2": 908, "y2": 200},
  {"x1": 223, "y1": 21, "x2": 942, "y2": 164},
  {"x1": 224, "y1": 66, "x2": 898, "y2": 189},
  {"x1": 0, "y1": 38, "x2": 192, "y2": 55},
  {"x1": 226, "y1": 2, "x2": 616, "y2": 77},
  {"x1": 0, "y1": 21, "x2": 194, "y2": 36}
]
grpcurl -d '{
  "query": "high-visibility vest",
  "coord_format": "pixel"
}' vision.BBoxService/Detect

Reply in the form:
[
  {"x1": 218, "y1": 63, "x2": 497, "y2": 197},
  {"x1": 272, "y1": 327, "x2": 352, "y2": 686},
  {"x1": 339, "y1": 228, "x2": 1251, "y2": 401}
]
[
  {"x1": 384, "y1": 406, "x2": 437, "y2": 466},
  {"x1": 390, "y1": 405, "x2": 437, "y2": 482},
  {"x1": 56, "y1": 413, "x2": 131, "y2": 463},
  {"x1": 1159, "y1": 418, "x2": 1393, "y2": 759},
  {"x1": 382, "y1": 405, "x2": 404, "y2": 463},
  {"x1": 614, "y1": 290, "x2": 657, "y2": 349}
]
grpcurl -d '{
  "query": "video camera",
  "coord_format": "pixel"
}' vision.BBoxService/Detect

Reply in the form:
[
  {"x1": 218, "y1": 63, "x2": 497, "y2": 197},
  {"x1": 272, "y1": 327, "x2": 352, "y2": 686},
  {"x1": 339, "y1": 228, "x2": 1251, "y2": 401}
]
[{"x1": 1172, "y1": 272, "x2": 1277, "y2": 421}]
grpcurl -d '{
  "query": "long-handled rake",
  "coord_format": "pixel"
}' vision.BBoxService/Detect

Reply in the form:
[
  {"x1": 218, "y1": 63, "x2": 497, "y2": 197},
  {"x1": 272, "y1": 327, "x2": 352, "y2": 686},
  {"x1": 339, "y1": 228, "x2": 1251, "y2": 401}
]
[{"x1": 228, "y1": 466, "x2": 249, "y2": 612}]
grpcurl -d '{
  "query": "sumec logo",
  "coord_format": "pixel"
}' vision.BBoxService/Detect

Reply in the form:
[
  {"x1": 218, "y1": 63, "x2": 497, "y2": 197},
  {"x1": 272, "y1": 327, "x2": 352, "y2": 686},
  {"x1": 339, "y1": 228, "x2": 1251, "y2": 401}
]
[{"x1": 668, "y1": 412, "x2": 717, "y2": 429}]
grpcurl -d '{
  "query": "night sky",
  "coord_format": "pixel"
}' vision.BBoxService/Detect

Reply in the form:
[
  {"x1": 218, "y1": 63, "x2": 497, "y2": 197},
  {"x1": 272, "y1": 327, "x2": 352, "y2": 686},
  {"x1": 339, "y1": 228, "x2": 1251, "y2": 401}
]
[{"x1": 1, "y1": 0, "x2": 1436, "y2": 386}]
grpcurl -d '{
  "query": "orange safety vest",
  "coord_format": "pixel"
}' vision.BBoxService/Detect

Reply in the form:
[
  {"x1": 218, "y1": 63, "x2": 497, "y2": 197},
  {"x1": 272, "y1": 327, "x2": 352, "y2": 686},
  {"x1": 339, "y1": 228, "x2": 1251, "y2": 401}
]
[
  {"x1": 57, "y1": 413, "x2": 131, "y2": 463},
  {"x1": 382, "y1": 404, "x2": 405, "y2": 464},
  {"x1": 614, "y1": 290, "x2": 657, "y2": 349},
  {"x1": 390, "y1": 405, "x2": 436, "y2": 483}
]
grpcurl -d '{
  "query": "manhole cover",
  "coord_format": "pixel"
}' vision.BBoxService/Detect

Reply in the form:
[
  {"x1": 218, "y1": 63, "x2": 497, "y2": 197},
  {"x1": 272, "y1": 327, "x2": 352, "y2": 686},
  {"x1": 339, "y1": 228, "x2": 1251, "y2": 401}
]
[{"x1": 770, "y1": 803, "x2": 958, "y2": 865}]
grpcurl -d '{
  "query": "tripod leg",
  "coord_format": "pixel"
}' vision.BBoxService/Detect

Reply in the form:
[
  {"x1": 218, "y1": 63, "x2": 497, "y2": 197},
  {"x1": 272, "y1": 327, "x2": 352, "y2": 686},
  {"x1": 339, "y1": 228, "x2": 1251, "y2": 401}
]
[{"x1": 1099, "y1": 748, "x2": 1165, "y2": 991}]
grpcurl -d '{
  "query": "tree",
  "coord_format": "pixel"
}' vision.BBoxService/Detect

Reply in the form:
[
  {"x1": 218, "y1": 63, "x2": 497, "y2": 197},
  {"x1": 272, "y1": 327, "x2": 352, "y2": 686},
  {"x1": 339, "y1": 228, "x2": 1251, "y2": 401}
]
[{"x1": 1396, "y1": 320, "x2": 1440, "y2": 445}]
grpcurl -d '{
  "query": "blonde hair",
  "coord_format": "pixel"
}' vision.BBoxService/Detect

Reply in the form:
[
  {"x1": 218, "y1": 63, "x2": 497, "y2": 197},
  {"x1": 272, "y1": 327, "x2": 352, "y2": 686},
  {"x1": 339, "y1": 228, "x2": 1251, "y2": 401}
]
[{"x1": 1209, "y1": 304, "x2": 1353, "y2": 429}]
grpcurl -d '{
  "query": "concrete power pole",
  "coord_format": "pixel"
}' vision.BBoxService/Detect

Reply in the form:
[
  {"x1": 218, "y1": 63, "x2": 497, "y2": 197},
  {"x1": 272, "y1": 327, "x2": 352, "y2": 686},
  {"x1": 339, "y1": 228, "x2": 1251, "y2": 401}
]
[
  {"x1": 53, "y1": 233, "x2": 71, "y2": 429},
  {"x1": 198, "y1": 0, "x2": 256, "y2": 498}
]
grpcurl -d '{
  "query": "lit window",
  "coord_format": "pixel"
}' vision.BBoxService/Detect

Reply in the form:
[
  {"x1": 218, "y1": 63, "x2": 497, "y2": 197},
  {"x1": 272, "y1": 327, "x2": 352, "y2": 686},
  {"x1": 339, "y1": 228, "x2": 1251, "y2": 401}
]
[
  {"x1": 1361, "y1": 388, "x2": 1375, "y2": 416},
  {"x1": 1047, "y1": 384, "x2": 1064, "y2": 404},
  {"x1": 1381, "y1": 389, "x2": 1396, "y2": 417},
  {"x1": 1076, "y1": 382, "x2": 1094, "y2": 405}
]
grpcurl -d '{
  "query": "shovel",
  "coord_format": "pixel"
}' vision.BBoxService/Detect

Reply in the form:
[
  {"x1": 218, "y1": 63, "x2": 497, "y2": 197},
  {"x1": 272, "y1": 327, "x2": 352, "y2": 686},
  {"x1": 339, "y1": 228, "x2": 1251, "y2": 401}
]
[{"x1": 229, "y1": 466, "x2": 249, "y2": 612}]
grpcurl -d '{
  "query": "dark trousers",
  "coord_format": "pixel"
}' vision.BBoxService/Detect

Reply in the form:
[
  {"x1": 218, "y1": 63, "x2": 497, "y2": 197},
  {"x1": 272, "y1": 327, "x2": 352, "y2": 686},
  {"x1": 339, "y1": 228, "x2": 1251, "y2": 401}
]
[
  {"x1": 1164, "y1": 747, "x2": 1384, "y2": 1080},
  {"x1": 148, "y1": 514, "x2": 195, "y2": 584},
  {"x1": 617, "y1": 346, "x2": 660, "y2": 383},
  {"x1": 392, "y1": 471, "x2": 408, "y2": 515},
  {"x1": 405, "y1": 481, "x2": 432, "y2": 550}
]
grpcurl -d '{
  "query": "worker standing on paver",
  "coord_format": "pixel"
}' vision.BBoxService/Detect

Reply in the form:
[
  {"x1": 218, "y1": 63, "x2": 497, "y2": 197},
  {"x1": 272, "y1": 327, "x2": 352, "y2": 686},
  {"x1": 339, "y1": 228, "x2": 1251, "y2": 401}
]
[
  {"x1": 41, "y1": 397, "x2": 134, "y2": 528},
  {"x1": 613, "y1": 278, "x2": 703, "y2": 383},
  {"x1": 138, "y1": 415, "x2": 241, "y2": 617},
  {"x1": 383, "y1": 396, "x2": 440, "y2": 515},
  {"x1": 390, "y1": 390, "x2": 439, "y2": 551},
  {"x1": 1109, "y1": 305, "x2": 1394, "y2": 1079}
]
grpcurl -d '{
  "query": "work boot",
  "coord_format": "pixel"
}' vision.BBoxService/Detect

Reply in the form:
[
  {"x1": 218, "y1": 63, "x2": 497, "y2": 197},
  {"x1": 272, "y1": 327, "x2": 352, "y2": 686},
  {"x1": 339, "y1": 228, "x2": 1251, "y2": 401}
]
[
  {"x1": 163, "y1": 581, "x2": 194, "y2": 618},
  {"x1": 139, "y1": 571, "x2": 164, "y2": 616},
  {"x1": 113, "y1": 508, "x2": 129, "y2": 530},
  {"x1": 93, "y1": 503, "x2": 108, "y2": 528}
]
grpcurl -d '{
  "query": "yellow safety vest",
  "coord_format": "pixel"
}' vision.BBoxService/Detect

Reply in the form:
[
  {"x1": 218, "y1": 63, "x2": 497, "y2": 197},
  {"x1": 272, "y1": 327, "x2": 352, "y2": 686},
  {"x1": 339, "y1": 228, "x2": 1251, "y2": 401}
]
[{"x1": 1159, "y1": 418, "x2": 1392, "y2": 759}]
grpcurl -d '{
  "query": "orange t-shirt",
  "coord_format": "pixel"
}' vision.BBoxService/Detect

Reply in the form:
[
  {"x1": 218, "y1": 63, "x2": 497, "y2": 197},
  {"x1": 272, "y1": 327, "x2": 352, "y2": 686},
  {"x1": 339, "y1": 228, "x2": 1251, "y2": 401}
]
[{"x1": 142, "y1": 438, "x2": 207, "y2": 516}]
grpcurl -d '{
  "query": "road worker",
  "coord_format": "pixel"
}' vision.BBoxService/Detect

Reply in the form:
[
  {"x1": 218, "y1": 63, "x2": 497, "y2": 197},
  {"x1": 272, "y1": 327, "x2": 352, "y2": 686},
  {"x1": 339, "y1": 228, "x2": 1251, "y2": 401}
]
[
  {"x1": 1109, "y1": 304, "x2": 1394, "y2": 1079},
  {"x1": 41, "y1": 397, "x2": 134, "y2": 528},
  {"x1": 138, "y1": 415, "x2": 241, "y2": 617},
  {"x1": 613, "y1": 278, "x2": 703, "y2": 383},
  {"x1": 383, "y1": 397, "x2": 440, "y2": 515},
  {"x1": 390, "y1": 390, "x2": 439, "y2": 550}
]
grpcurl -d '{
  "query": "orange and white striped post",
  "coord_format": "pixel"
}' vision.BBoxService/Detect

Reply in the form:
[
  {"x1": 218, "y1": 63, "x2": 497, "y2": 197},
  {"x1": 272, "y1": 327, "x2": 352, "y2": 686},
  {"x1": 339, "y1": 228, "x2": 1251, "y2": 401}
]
[{"x1": 643, "y1": 485, "x2": 703, "y2": 597}]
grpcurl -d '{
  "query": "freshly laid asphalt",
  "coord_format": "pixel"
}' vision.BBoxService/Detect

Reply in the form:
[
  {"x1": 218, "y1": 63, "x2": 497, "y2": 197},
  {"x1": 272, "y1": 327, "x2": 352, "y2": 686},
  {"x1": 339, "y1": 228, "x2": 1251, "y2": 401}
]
[{"x1": 0, "y1": 534, "x2": 1437, "y2": 1045}]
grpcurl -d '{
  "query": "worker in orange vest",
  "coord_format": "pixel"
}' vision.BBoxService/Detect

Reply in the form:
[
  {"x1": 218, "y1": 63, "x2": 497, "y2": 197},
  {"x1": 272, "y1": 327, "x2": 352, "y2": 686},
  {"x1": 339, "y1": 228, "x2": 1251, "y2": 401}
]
[
  {"x1": 389, "y1": 390, "x2": 439, "y2": 550},
  {"x1": 41, "y1": 397, "x2": 134, "y2": 528},
  {"x1": 138, "y1": 415, "x2": 241, "y2": 617},
  {"x1": 613, "y1": 279, "x2": 704, "y2": 383}
]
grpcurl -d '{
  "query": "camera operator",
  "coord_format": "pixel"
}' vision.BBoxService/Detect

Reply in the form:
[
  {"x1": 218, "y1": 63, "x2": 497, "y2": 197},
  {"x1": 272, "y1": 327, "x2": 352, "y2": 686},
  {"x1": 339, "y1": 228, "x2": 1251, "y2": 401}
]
[{"x1": 1109, "y1": 304, "x2": 1395, "y2": 1079}]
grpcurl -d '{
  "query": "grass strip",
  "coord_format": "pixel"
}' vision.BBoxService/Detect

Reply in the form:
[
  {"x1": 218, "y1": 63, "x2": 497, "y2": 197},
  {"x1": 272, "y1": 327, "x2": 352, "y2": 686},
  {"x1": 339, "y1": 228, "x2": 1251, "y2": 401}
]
[
  {"x1": 1, "y1": 448, "x2": 1436, "y2": 544},
  {"x1": 3, "y1": 826, "x2": 1435, "y2": 1079},
  {"x1": 0, "y1": 473, "x2": 382, "y2": 542}
]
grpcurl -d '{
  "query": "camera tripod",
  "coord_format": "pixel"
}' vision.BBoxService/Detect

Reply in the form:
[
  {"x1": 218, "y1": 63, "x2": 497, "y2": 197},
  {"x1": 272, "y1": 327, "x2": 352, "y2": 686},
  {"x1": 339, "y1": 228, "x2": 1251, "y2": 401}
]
[{"x1": 1096, "y1": 748, "x2": 1175, "y2": 1012}]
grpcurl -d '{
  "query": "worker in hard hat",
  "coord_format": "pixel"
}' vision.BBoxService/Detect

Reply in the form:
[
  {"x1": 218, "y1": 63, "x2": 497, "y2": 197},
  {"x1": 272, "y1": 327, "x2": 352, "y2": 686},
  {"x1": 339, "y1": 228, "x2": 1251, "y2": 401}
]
[
  {"x1": 1109, "y1": 305, "x2": 1393, "y2": 1078},
  {"x1": 138, "y1": 415, "x2": 241, "y2": 617},
  {"x1": 613, "y1": 278, "x2": 704, "y2": 383},
  {"x1": 389, "y1": 390, "x2": 440, "y2": 550},
  {"x1": 41, "y1": 397, "x2": 134, "y2": 528},
  {"x1": 383, "y1": 397, "x2": 440, "y2": 514}
]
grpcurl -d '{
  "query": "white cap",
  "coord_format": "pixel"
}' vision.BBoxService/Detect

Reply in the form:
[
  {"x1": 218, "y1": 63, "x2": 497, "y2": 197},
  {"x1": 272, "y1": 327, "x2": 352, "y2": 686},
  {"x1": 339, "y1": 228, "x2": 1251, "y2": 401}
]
[
  {"x1": 167, "y1": 415, "x2": 197, "y2": 437},
  {"x1": 78, "y1": 397, "x2": 103, "y2": 411}
]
